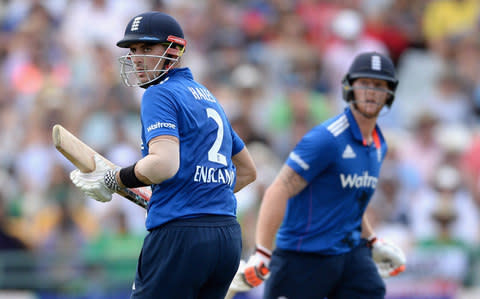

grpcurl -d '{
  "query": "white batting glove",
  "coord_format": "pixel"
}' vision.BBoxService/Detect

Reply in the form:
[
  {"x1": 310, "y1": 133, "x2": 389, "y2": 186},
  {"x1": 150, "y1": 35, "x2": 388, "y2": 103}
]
[
  {"x1": 70, "y1": 155, "x2": 115, "y2": 202},
  {"x1": 242, "y1": 245, "x2": 272, "y2": 288},
  {"x1": 226, "y1": 260, "x2": 252, "y2": 295},
  {"x1": 368, "y1": 236, "x2": 406, "y2": 278}
]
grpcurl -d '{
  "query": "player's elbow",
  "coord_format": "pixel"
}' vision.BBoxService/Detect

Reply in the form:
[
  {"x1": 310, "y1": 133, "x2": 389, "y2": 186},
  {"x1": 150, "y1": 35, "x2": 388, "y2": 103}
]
[
  {"x1": 246, "y1": 166, "x2": 257, "y2": 185},
  {"x1": 144, "y1": 137, "x2": 180, "y2": 184},
  {"x1": 240, "y1": 160, "x2": 257, "y2": 185},
  {"x1": 149, "y1": 157, "x2": 179, "y2": 184},
  {"x1": 263, "y1": 180, "x2": 290, "y2": 203},
  {"x1": 232, "y1": 147, "x2": 257, "y2": 185},
  {"x1": 136, "y1": 152, "x2": 179, "y2": 185}
]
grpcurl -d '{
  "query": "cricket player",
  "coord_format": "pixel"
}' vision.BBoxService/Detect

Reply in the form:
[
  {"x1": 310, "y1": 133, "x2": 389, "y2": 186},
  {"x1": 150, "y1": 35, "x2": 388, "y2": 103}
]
[
  {"x1": 238, "y1": 52, "x2": 406, "y2": 298},
  {"x1": 70, "y1": 12, "x2": 257, "y2": 298}
]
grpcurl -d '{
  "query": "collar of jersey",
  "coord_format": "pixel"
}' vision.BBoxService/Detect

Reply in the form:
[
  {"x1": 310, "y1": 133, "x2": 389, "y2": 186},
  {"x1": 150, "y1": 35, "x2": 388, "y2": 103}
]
[
  {"x1": 163, "y1": 67, "x2": 193, "y2": 81},
  {"x1": 344, "y1": 107, "x2": 381, "y2": 149}
]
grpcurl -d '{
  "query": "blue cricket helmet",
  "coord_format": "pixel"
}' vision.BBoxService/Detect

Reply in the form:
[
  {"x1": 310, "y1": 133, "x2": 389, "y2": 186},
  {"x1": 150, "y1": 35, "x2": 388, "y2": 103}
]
[
  {"x1": 116, "y1": 12, "x2": 187, "y2": 87},
  {"x1": 117, "y1": 12, "x2": 185, "y2": 48},
  {"x1": 342, "y1": 52, "x2": 398, "y2": 107}
]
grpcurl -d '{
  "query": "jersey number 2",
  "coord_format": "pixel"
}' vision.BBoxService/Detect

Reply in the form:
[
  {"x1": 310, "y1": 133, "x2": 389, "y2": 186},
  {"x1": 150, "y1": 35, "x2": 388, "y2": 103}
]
[{"x1": 206, "y1": 108, "x2": 227, "y2": 166}]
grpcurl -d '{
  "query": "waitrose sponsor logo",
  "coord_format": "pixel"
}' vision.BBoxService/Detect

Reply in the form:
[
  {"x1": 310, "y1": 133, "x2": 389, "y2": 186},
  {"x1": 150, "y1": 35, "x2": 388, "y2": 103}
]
[
  {"x1": 147, "y1": 121, "x2": 176, "y2": 132},
  {"x1": 340, "y1": 172, "x2": 377, "y2": 189}
]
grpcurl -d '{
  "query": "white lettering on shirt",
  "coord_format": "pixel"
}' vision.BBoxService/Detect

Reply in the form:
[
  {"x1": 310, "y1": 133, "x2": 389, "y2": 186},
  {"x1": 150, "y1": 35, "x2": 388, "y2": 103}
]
[
  {"x1": 289, "y1": 152, "x2": 310, "y2": 170},
  {"x1": 193, "y1": 165, "x2": 235, "y2": 186},
  {"x1": 340, "y1": 171, "x2": 377, "y2": 189},
  {"x1": 146, "y1": 122, "x2": 176, "y2": 132},
  {"x1": 188, "y1": 87, "x2": 216, "y2": 103}
]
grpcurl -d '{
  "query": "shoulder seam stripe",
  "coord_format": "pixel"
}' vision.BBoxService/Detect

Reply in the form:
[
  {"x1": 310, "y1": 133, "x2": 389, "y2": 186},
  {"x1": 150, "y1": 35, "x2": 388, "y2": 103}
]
[
  {"x1": 327, "y1": 115, "x2": 347, "y2": 131},
  {"x1": 327, "y1": 115, "x2": 349, "y2": 136},
  {"x1": 331, "y1": 122, "x2": 349, "y2": 136}
]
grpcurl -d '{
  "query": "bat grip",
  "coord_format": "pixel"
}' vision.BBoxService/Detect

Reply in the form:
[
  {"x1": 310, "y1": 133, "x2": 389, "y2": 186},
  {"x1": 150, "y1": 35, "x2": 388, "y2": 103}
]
[{"x1": 119, "y1": 188, "x2": 149, "y2": 209}]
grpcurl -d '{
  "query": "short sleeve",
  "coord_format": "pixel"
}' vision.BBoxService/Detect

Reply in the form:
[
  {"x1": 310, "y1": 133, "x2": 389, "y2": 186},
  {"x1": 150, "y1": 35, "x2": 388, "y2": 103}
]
[
  {"x1": 231, "y1": 128, "x2": 245, "y2": 156},
  {"x1": 286, "y1": 125, "x2": 337, "y2": 182},
  {"x1": 141, "y1": 87, "x2": 179, "y2": 144}
]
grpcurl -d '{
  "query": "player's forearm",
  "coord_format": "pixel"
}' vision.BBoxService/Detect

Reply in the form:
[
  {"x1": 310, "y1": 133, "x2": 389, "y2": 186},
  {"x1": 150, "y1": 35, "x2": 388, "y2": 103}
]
[
  {"x1": 256, "y1": 165, "x2": 307, "y2": 250},
  {"x1": 255, "y1": 182, "x2": 289, "y2": 250},
  {"x1": 135, "y1": 138, "x2": 180, "y2": 184},
  {"x1": 234, "y1": 175, "x2": 255, "y2": 192},
  {"x1": 116, "y1": 138, "x2": 180, "y2": 188},
  {"x1": 232, "y1": 147, "x2": 257, "y2": 192},
  {"x1": 361, "y1": 213, "x2": 375, "y2": 239}
]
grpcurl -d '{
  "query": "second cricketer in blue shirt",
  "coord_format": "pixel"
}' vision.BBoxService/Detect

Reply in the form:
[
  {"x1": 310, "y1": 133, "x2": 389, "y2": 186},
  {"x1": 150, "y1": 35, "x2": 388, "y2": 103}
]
[{"x1": 236, "y1": 52, "x2": 406, "y2": 299}]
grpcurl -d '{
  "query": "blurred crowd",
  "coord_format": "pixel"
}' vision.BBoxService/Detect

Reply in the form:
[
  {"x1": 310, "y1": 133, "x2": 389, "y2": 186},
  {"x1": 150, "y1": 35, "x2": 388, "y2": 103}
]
[{"x1": 0, "y1": 0, "x2": 480, "y2": 298}]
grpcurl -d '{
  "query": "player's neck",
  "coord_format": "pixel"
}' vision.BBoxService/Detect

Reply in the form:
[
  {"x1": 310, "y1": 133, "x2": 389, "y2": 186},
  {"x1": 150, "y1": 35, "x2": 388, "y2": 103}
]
[{"x1": 351, "y1": 107, "x2": 377, "y2": 145}]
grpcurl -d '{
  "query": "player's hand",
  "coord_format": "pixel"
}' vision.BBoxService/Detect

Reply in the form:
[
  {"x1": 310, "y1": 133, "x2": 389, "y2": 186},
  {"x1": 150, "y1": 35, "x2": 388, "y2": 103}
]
[
  {"x1": 226, "y1": 260, "x2": 252, "y2": 295},
  {"x1": 70, "y1": 155, "x2": 115, "y2": 202},
  {"x1": 242, "y1": 245, "x2": 272, "y2": 288},
  {"x1": 368, "y1": 237, "x2": 406, "y2": 278}
]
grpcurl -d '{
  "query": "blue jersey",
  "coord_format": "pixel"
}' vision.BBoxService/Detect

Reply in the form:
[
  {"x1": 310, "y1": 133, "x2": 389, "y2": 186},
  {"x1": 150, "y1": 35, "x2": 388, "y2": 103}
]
[
  {"x1": 277, "y1": 107, "x2": 387, "y2": 255},
  {"x1": 139, "y1": 68, "x2": 245, "y2": 230}
]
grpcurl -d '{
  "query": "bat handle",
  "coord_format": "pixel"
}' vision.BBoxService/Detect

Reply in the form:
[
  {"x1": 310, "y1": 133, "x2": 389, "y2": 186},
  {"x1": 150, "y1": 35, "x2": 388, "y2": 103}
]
[
  {"x1": 224, "y1": 289, "x2": 237, "y2": 299},
  {"x1": 118, "y1": 188, "x2": 148, "y2": 209}
]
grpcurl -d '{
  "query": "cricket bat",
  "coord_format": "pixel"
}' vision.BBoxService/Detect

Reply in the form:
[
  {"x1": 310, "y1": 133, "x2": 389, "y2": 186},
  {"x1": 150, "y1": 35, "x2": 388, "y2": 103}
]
[
  {"x1": 224, "y1": 259, "x2": 250, "y2": 299},
  {"x1": 52, "y1": 124, "x2": 151, "y2": 209},
  {"x1": 224, "y1": 289, "x2": 237, "y2": 299}
]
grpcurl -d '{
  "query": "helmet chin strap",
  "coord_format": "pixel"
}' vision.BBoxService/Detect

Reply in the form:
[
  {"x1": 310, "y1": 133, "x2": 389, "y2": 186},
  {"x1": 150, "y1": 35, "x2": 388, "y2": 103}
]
[
  {"x1": 139, "y1": 76, "x2": 163, "y2": 89},
  {"x1": 138, "y1": 54, "x2": 179, "y2": 89}
]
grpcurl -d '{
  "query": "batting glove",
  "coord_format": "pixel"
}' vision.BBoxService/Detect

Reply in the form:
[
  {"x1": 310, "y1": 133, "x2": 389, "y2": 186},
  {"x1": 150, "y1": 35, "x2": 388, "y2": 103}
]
[
  {"x1": 242, "y1": 245, "x2": 272, "y2": 288},
  {"x1": 70, "y1": 155, "x2": 116, "y2": 202},
  {"x1": 368, "y1": 236, "x2": 406, "y2": 278},
  {"x1": 226, "y1": 260, "x2": 252, "y2": 295}
]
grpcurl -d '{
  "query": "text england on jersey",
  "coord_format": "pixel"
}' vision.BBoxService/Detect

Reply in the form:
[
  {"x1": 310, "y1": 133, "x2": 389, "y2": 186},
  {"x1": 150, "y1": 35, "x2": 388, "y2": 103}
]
[{"x1": 193, "y1": 165, "x2": 235, "y2": 186}]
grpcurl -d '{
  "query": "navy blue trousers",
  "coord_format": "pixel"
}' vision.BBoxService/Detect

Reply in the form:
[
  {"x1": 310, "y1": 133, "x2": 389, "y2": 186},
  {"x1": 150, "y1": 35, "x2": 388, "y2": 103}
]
[
  {"x1": 131, "y1": 215, "x2": 242, "y2": 299},
  {"x1": 264, "y1": 240, "x2": 385, "y2": 299}
]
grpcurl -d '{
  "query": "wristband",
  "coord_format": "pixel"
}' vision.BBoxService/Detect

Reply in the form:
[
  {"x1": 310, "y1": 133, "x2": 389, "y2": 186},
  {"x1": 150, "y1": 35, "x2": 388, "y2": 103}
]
[
  {"x1": 255, "y1": 244, "x2": 272, "y2": 259},
  {"x1": 104, "y1": 169, "x2": 121, "y2": 191},
  {"x1": 367, "y1": 235, "x2": 377, "y2": 248},
  {"x1": 119, "y1": 163, "x2": 149, "y2": 188}
]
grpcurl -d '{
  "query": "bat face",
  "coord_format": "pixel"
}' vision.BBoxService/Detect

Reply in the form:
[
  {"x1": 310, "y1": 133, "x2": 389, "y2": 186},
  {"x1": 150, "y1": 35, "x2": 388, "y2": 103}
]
[
  {"x1": 53, "y1": 124, "x2": 98, "y2": 172},
  {"x1": 52, "y1": 124, "x2": 151, "y2": 208}
]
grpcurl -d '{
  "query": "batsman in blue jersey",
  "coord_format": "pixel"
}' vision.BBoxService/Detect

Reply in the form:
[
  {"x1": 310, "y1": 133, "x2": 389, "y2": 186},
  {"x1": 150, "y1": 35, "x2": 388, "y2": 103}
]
[
  {"x1": 70, "y1": 12, "x2": 257, "y2": 299},
  {"x1": 232, "y1": 52, "x2": 406, "y2": 299}
]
